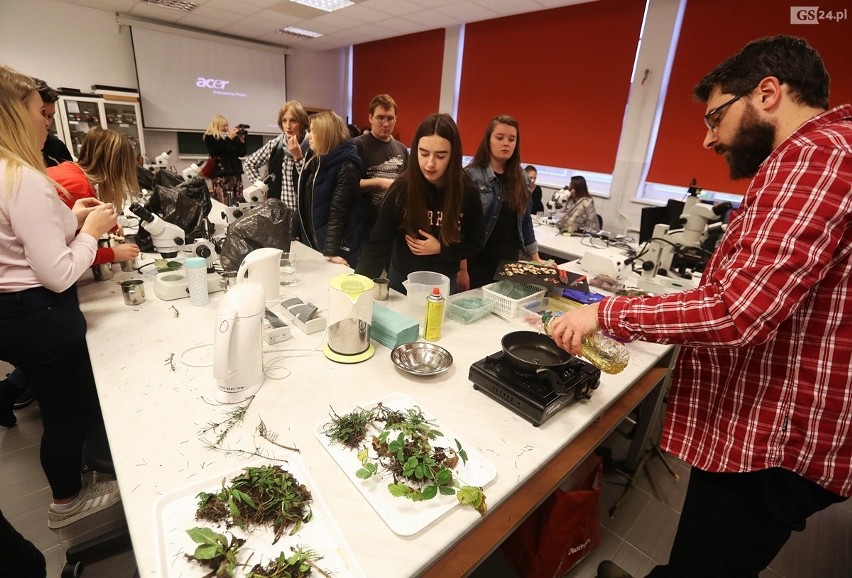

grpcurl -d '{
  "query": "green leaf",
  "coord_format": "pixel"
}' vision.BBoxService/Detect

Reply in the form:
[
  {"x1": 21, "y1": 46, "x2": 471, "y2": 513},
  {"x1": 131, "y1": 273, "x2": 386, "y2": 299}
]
[
  {"x1": 356, "y1": 467, "x2": 374, "y2": 479},
  {"x1": 388, "y1": 483, "x2": 409, "y2": 497},
  {"x1": 457, "y1": 486, "x2": 488, "y2": 515},
  {"x1": 186, "y1": 527, "x2": 220, "y2": 546},
  {"x1": 193, "y1": 543, "x2": 219, "y2": 560},
  {"x1": 421, "y1": 484, "x2": 438, "y2": 500},
  {"x1": 439, "y1": 485, "x2": 456, "y2": 495},
  {"x1": 436, "y1": 468, "x2": 452, "y2": 485},
  {"x1": 357, "y1": 447, "x2": 369, "y2": 463},
  {"x1": 414, "y1": 464, "x2": 425, "y2": 479}
]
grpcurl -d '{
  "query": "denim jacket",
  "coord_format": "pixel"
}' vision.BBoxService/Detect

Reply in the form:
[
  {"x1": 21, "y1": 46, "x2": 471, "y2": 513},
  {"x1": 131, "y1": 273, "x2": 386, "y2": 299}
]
[{"x1": 465, "y1": 164, "x2": 539, "y2": 256}]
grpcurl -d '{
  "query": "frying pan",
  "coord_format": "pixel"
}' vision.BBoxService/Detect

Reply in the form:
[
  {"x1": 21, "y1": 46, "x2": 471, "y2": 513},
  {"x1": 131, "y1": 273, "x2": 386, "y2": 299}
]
[{"x1": 501, "y1": 331, "x2": 573, "y2": 395}]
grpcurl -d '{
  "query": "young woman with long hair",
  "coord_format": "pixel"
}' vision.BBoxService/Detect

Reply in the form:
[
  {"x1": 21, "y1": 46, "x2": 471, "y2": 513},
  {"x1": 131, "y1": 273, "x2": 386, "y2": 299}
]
[
  {"x1": 0, "y1": 64, "x2": 121, "y2": 528},
  {"x1": 204, "y1": 114, "x2": 246, "y2": 206},
  {"x1": 356, "y1": 113, "x2": 484, "y2": 293},
  {"x1": 296, "y1": 110, "x2": 365, "y2": 267},
  {"x1": 47, "y1": 127, "x2": 141, "y2": 265},
  {"x1": 556, "y1": 175, "x2": 600, "y2": 234},
  {"x1": 461, "y1": 115, "x2": 541, "y2": 290}
]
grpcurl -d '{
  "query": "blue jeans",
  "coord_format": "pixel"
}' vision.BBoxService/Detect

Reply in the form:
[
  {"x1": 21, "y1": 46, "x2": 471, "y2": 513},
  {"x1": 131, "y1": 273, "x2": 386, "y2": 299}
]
[{"x1": 0, "y1": 286, "x2": 103, "y2": 499}]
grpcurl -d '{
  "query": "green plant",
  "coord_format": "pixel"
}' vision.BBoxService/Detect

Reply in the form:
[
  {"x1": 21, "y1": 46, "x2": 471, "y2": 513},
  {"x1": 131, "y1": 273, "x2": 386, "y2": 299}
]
[
  {"x1": 246, "y1": 545, "x2": 330, "y2": 578},
  {"x1": 184, "y1": 527, "x2": 245, "y2": 578},
  {"x1": 324, "y1": 404, "x2": 488, "y2": 515},
  {"x1": 196, "y1": 465, "x2": 313, "y2": 544}
]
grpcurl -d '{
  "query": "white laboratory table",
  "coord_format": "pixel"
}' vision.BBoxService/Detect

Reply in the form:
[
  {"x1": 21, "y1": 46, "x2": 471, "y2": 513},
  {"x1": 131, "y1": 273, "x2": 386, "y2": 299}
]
[
  {"x1": 78, "y1": 241, "x2": 676, "y2": 577},
  {"x1": 533, "y1": 220, "x2": 622, "y2": 261}
]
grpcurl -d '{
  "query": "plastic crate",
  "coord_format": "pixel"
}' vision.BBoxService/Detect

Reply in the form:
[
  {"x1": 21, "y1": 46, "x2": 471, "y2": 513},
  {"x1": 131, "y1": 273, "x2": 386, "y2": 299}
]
[
  {"x1": 447, "y1": 289, "x2": 495, "y2": 324},
  {"x1": 518, "y1": 297, "x2": 582, "y2": 331},
  {"x1": 482, "y1": 281, "x2": 546, "y2": 319}
]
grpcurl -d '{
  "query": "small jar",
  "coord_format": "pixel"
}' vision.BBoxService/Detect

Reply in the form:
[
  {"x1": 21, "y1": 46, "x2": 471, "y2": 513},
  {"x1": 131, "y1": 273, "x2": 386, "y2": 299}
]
[
  {"x1": 185, "y1": 257, "x2": 209, "y2": 306},
  {"x1": 542, "y1": 311, "x2": 629, "y2": 374}
]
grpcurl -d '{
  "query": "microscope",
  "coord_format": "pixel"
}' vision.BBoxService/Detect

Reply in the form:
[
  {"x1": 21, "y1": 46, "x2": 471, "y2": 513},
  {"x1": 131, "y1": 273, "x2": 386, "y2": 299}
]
[
  {"x1": 221, "y1": 174, "x2": 276, "y2": 224},
  {"x1": 181, "y1": 160, "x2": 205, "y2": 181},
  {"x1": 640, "y1": 188, "x2": 731, "y2": 287},
  {"x1": 143, "y1": 150, "x2": 172, "y2": 173},
  {"x1": 127, "y1": 202, "x2": 223, "y2": 300},
  {"x1": 544, "y1": 186, "x2": 572, "y2": 221}
]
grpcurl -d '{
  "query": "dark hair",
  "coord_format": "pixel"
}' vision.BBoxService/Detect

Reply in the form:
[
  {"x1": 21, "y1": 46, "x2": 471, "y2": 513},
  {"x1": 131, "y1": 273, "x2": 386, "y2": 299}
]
[
  {"x1": 524, "y1": 165, "x2": 537, "y2": 173},
  {"x1": 694, "y1": 35, "x2": 829, "y2": 109},
  {"x1": 32, "y1": 77, "x2": 59, "y2": 104},
  {"x1": 399, "y1": 113, "x2": 468, "y2": 245},
  {"x1": 569, "y1": 175, "x2": 590, "y2": 198},
  {"x1": 469, "y1": 115, "x2": 526, "y2": 214},
  {"x1": 369, "y1": 94, "x2": 397, "y2": 115}
]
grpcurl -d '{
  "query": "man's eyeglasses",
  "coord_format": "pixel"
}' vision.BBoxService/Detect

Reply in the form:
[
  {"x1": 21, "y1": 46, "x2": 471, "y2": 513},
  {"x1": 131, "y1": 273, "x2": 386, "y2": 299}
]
[
  {"x1": 703, "y1": 94, "x2": 742, "y2": 131},
  {"x1": 374, "y1": 115, "x2": 396, "y2": 125}
]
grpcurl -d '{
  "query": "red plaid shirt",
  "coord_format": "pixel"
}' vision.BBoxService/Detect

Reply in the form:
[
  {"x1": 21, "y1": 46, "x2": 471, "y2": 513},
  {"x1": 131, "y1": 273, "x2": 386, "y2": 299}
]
[{"x1": 602, "y1": 105, "x2": 852, "y2": 497}]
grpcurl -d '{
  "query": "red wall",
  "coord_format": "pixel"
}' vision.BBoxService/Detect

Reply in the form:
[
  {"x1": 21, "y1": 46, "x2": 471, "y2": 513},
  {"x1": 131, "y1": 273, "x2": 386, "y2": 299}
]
[
  {"x1": 457, "y1": 0, "x2": 645, "y2": 172},
  {"x1": 352, "y1": 29, "x2": 445, "y2": 148},
  {"x1": 646, "y1": 0, "x2": 852, "y2": 194}
]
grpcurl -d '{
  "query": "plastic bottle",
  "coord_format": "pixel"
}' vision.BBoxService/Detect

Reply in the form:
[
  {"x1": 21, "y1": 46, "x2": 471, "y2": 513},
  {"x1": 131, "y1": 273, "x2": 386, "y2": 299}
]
[
  {"x1": 541, "y1": 311, "x2": 629, "y2": 374},
  {"x1": 423, "y1": 287, "x2": 445, "y2": 341},
  {"x1": 185, "y1": 257, "x2": 209, "y2": 306}
]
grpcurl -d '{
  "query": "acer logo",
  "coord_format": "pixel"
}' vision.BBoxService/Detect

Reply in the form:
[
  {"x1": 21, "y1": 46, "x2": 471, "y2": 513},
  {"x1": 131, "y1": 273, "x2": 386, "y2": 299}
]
[{"x1": 196, "y1": 77, "x2": 230, "y2": 89}]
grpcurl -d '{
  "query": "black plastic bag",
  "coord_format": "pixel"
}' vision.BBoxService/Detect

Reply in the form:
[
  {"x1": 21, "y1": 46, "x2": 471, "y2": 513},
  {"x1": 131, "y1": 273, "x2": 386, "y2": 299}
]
[
  {"x1": 133, "y1": 181, "x2": 212, "y2": 252},
  {"x1": 219, "y1": 199, "x2": 294, "y2": 271}
]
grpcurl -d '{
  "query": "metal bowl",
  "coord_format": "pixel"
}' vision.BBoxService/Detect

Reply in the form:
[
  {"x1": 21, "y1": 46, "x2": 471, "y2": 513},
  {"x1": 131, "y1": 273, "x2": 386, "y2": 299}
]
[{"x1": 391, "y1": 342, "x2": 453, "y2": 376}]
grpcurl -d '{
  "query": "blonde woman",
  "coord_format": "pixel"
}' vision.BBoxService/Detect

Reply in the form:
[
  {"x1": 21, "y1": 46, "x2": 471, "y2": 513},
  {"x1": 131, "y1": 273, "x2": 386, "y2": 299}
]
[
  {"x1": 0, "y1": 64, "x2": 121, "y2": 528},
  {"x1": 204, "y1": 114, "x2": 246, "y2": 206},
  {"x1": 47, "y1": 127, "x2": 140, "y2": 265},
  {"x1": 296, "y1": 111, "x2": 365, "y2": 266}
]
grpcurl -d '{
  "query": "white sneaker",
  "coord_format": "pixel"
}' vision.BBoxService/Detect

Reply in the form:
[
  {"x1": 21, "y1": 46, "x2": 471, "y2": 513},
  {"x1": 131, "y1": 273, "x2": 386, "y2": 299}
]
[{"x1": 48, "y1": 480, "x2": 121, "y2": 529}]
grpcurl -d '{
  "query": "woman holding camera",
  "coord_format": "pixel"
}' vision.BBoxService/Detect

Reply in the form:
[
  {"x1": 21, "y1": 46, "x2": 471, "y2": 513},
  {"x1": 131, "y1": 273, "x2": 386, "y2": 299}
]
[{"x1": 204, "y1": 114, "x2": 246, "y2": 206}]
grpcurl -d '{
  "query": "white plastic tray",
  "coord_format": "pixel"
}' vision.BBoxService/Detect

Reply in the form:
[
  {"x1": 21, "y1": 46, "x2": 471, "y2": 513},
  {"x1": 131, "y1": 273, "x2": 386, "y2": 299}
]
[
  {"x1": 314, "y1": 392, "x2": 497, "y2": 536},
  {"x1": 155, "y1": 457, "x2": 364, "y2": 577}
]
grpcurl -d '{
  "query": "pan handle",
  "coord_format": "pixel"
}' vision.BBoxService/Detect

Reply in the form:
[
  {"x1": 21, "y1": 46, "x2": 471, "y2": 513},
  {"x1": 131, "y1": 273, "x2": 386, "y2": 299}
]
[{"x1": 535, "y1": 368, "x2": 570, "y2": 396}]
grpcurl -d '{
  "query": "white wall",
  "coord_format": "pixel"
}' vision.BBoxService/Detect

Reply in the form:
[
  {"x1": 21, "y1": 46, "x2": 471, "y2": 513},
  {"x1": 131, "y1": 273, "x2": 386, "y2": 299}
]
[
  {"x1": 0, "y1": 0, "x2": 137, "y2": 90},
  {"x1": 286, "y1": 48, "x2": 350, "y2": 117},
  {"x1": 0, "y1": 0, "x2": 351, "y2": 173}
]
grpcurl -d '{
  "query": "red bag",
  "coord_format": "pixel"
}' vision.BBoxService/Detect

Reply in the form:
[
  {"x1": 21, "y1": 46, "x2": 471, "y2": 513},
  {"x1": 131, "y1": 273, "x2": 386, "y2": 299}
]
[
  {"x1": 500, "y1": 455, "x2": 603, "y2": 578},
  {"x1": 199, "y1": 156, "x2": 216, "y2": 179}
]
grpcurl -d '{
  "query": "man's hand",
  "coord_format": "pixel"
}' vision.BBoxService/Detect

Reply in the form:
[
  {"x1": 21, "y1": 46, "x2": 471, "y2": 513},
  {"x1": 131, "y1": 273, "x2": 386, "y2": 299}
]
[{"x1": 548, "y1": 303, "x2": 601, "y2": 356}]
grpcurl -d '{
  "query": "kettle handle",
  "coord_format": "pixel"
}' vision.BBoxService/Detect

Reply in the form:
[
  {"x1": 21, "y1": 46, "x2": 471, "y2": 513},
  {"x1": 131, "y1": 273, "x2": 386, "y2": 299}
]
[{"x1": 214, "y1": 305, "x2": 239, "y2": 379}]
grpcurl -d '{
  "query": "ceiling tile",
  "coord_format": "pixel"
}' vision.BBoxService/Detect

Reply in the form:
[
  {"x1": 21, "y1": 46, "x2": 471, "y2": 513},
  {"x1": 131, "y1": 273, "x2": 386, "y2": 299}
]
[{"x1": 50, "y1": 0, "x2": 592, "y2": 51}]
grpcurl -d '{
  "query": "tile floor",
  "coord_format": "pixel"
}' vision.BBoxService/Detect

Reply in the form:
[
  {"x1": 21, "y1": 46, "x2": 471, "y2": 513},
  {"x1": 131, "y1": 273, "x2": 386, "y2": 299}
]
[{"x1": 2, "y1": 390, "x2": 849, "y2": 578}]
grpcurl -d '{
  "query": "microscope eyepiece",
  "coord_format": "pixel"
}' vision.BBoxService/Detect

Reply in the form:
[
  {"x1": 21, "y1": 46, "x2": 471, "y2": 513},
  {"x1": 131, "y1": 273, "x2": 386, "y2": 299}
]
[{"x1": 129, "y1": 202, "x2": 154, "y2": 223}]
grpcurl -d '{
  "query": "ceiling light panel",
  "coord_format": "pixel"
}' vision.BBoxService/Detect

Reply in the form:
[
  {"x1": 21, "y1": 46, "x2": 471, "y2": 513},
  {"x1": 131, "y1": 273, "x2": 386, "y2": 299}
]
[
  {"x1": 288, "y1": 0, "x2": 354, "y2": 13},
  {"x1": 278, "y1": 26, "x2": 324, "y2": 38},
  {"x1": 142, "y1": 0, "x2": 198, "y2": 12}
]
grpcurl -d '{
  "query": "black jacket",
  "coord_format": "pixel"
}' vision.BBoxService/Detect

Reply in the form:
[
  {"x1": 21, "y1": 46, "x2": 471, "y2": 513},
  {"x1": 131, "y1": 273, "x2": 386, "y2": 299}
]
[
  {"x1": 355, "y1": 179, "x2": 485, "y2": 280},
  {"x1": 296, "y1": 139, "x2": 365, "y2": 266},
  {"x1": 204, "y1": 134, "x2": 246, "y2": 178}
]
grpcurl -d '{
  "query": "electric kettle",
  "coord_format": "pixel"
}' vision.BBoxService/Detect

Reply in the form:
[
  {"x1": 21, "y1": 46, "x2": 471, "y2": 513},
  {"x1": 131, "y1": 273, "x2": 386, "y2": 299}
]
[
  {"x1": 237, "y1": 247, "x2": 283, "y2": 302},
  {"x1": 324, "y1": 273, "x2": 375, "y2": 363},
  {"x1": 214, "y1": 281, "x2": 265, "y2": 403}
]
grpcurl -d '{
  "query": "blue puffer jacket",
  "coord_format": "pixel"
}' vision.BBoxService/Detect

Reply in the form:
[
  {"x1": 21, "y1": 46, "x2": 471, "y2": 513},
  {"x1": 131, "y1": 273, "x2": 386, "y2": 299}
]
[{"x1": 297, "y1": 139, "x2": 365, "y2": 266}]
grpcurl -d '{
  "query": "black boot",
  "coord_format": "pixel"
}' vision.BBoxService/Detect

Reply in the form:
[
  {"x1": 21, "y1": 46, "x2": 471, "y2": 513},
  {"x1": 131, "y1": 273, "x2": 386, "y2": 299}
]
[
  {"x1": 0, "y1": 379, "x2": 18, "y2": 428},
  {"x1": 14, "y1": 385, "x2": 36, "y2": 409}
]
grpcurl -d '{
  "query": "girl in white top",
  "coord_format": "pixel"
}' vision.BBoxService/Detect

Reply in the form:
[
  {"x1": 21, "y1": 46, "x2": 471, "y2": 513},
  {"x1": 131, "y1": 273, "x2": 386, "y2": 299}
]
[{"x1": 0, "y1": 64, "x2": 122, "y2": 529}]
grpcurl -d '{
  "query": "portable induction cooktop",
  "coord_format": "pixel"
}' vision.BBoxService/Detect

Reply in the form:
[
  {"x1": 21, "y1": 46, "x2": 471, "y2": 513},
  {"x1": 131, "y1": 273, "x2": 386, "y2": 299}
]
[{"x1": 469, "y1": 351, "x2": 601, "y2": 426}]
